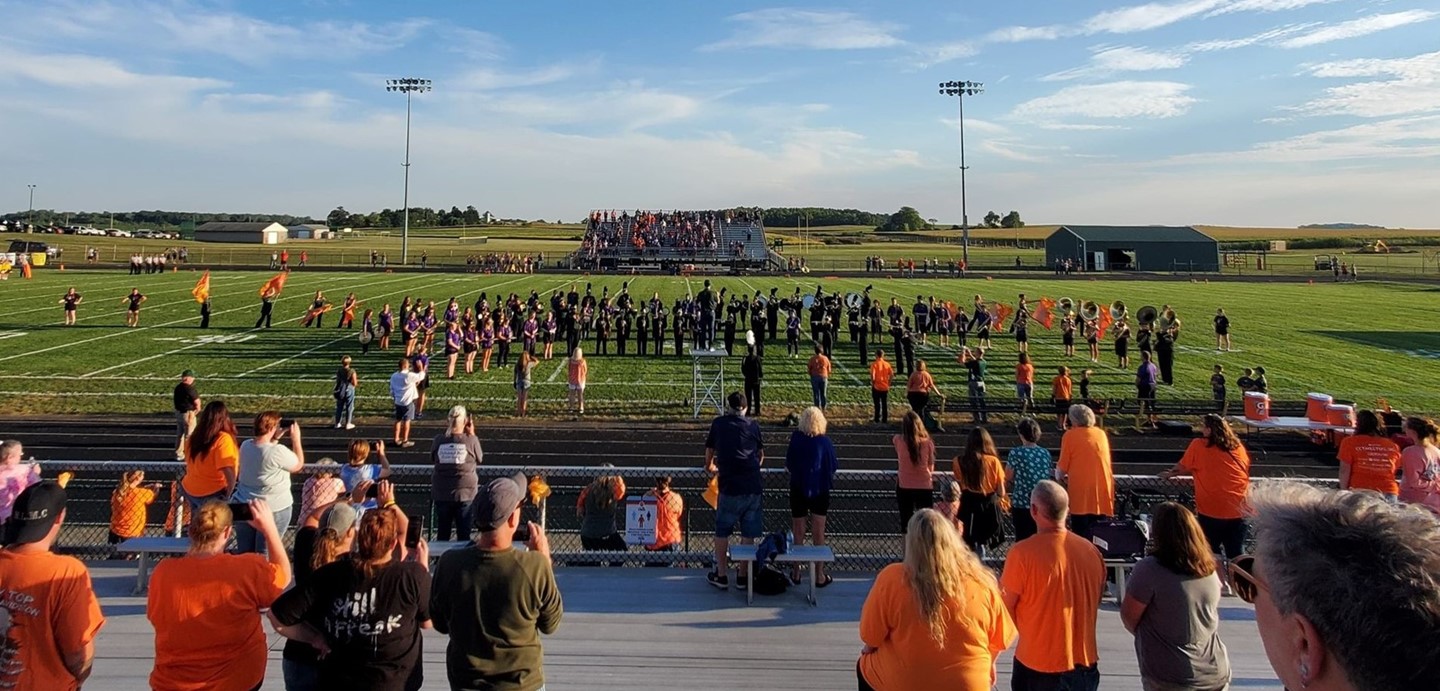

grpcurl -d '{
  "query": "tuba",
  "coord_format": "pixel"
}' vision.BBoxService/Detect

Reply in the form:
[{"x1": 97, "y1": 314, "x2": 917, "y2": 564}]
[
  {"x1": 1158, "y1": 309, "x2": 1180, "y2": 333},
  {"x1": 1109, "y1": 300, "x2": 1128, "y2": 321},
  {"x1": 1080, "y1": 300, "x2": 1101, "y2": 322},
  {"x1": 1136, "y1": 305, "x2": 1159, "y2": 327},
  {"x1": 1056, "y1": 297, "x2": 1076, "y2": 316}
]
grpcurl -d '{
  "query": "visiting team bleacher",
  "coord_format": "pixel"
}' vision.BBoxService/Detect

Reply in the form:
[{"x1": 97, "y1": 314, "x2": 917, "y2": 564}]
[{"x1": 574, "y1": 209, "x2": 773, "y2": 273}]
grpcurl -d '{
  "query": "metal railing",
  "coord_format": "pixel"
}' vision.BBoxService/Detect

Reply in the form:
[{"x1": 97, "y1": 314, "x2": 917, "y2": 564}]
[{"x1": 37, "y1": 461, "x2": 1338, "y2": 568}]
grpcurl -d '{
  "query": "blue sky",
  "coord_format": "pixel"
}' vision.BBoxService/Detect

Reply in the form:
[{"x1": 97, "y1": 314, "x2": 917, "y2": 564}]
[{"x1": 1, "y1": 0, "x2": 1436, "y2": 226}]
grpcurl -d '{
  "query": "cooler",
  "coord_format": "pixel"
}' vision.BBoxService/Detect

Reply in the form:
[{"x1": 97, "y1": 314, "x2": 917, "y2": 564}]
[
  {"x1": 30, "y1": 252, "x2": 46, "y2": 267},
  {"x1": 1306, "y1": 393, "x2": 1333, "y2": 422},
  {"x1": 1326, "y1": 403, "x2": 1355, "y2": 428},
  {"x1": 1244, "y1": 392, "x2": 1270, "y2": 421}
]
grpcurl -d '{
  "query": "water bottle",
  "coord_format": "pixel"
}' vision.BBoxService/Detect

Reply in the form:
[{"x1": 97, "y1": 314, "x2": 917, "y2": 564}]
[{"x1": 785, "y1": 529, "x2": 794, "y2": 552}]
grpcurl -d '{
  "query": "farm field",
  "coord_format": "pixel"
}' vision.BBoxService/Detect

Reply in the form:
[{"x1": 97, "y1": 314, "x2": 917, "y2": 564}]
[{"x1": 2, "y1": 268, "x2": 1439, "y2": 418}]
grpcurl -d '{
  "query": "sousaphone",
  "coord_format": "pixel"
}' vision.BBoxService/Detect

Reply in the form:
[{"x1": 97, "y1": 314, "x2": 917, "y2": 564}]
[
  {"x1": 1109, "y1": 300, "x2": 1128, "y2": 321},
  {"x1": 1080, "y1": 300, "x2": 1101, "y2": 322},
  {"x1": 1136, "y1": 305, "x2": 1159, "y2": 326},
  {"x1": 1056, "y1": 297, "x2": 1076, "y2": 316},
  {"x1": 845, "y1": 292, "x2": 863, "y2": 309},
  {"x1": 801, "y1": 295, "x2": 816, "y2": 309}
]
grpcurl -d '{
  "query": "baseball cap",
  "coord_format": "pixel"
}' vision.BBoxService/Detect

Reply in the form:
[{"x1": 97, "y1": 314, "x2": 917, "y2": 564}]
[
  {"x1": 319, "y1": 502, "x2": 359, "y2": 534},
  {"x1": 2, "y1": 481, "x2": 66, "y2": 546},
  {"x1": 470, "y1": 471, "x2": 529, "y2": 532},
  {"x1": 180, "y1": 369, "x2": 196, "y2": 379}
]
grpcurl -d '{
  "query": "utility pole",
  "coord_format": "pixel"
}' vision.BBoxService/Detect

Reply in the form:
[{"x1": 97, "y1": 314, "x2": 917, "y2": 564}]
[
  {"x1": 386, "y1": 77, "x2": 433, "y2": 265},
  {"x1": 938, "y1": 80, "x2": 984, "y2": 268},
  {"x1": 26, "y1": 185, "x2": 35, "y2": 232}
]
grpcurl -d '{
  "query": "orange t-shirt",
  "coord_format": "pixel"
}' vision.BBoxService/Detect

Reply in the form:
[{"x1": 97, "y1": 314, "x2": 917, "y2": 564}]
[
  {"x1": 870, "y1": 359, "x2": 894, "y2": 392},
  {"x1": 0, "y1": 550, "x2": 106, "y2": 691},
  {"x1": 808, "y1": 354, "x2": 832, "y2": 379},
  {"x1": 1000, "y1": 530, "x2": 1106, "y2": 673},
  {"x1": 1052, "y1": 375, "x2": 1073, "y2": 401},
  {"x1": 1016, "y1": 362, "x2": 1034, "y2": 385},
  {"x1": 1179, "y1": 439, "x2": 1252, "y2": 519},
  {"x1": 1338, "y1": 434, "x2": 1402, "y2": 496},
  {"x1": 860, "y1": 563, "x2": 1016, "y2": 689},
  {"x1": 1058, "y1": 427, "x2": 1115, "y2": 516},
  {"x1": 181, "y1": 432, "x2": 239, "y2": 498},
  {"x1": 646, "y1": 489, "x2": 684, "y2": 550},
  {"x1": 907, "y1": 370, "x2": 935, "y2": 393},
  {"x1": 147, "y1": 553, "x2": 288, "y2": 691},
  {"x1": 953, "y1": 453, "x2": 1008, "y2": 496},
  {"x1": 110, "y1": 486, "x2": 158, "y2": 539}
]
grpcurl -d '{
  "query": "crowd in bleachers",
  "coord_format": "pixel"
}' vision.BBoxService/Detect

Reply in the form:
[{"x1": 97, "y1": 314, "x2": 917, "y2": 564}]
[
  {"x1": 464, "y1": 252, "x2": 543, "y2": 274},
  {"x1": 578, "y1": 209, "x2": 762, "y2": 262}
]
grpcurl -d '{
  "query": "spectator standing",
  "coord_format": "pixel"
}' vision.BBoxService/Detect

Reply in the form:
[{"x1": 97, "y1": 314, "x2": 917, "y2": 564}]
[
  {"x1": 180, "y1": 401, "x2": 239, "y2": 510},
  {"x1": 1051, "y1": 366, "x2": 1072, "y2": 432},
  {"x1": 109, "y1": 470, "x2": 160, "y2": 544},
  {"x1": 1236, "y1": 481, "x2": 1440, "y2": 691},
  {"x1": 893, "y1": 411, "x2": 936, "y2": 533},
  {"x1": 431, "y1": 406, "x2": 482, "y2": 542},
  {"x1": 869, "y1": 349, "x2": 893, "y2": 423},
  {"x1": 645, "y1": 476, "x2": 684, "y2": 557},
  {"x1": 577, "y1": 468, "x2": 627, "y2": 560},
  {"x1": 953, "y1": 427, "x2": 1009, "y2": 555},
  {"x1": 0, "y1": 439, "x2": 41, "y2": 528},
  {"x1": 1015, "y1": 353, "x2": 1035, "y2": 412},
  {"x1": 567, "y1": 347, "x2": 588, "y2": 416},
  {"x1": 704, "y1": 392, "x2": 765, "y2": 590},
  {"x1": 341, "y1": 439, "x2": 392, "y2": 500},
  {"x1": 1136, "y1": 352, "x2": 1161, "y2": 428},
  {"x1": 962, "y1": 347, "x2": 989, "y2": 424},
  {"x1": 0, "y1": 482, "x2": 105, "y2": 691},
  {"x1": 807, "y1": 346, "x2": 831, "y2": 410},
  {"x1": 1121, "y1": 502, "x2": 1232, "y2": 691},
  {"x1": 1399, "y1": 417, "x2": 1440, "y2": 508},
  {"x1": 173, "y1": 369, "x2": 201, "y2": 461},
  {"x1": 742, "y1": 346, "x2": 763, "y2": 417},
  {"x1": 280, "y1": 501, "x2": 360, "y2": 689},
  {"x1": 233, "y1": 412, "x2": 305, "y2": 554},
  {"x1": 1002, "y1": 480, "x2": 1106, "y2": 691},
  {"x1": 785, "y1": 406, "x2": 838, "y2": 586},
  {"x1": 906, "y1": 360, "x2": 945, "y2": 432},
  {"x1": 431, "y1": 472, "x2": 563, "y2": 690},
  {"x1": 148, "y1": 500, "x2": 290, "y2": 691},
  {"x1": 1160, "y1": 414, "x2": 1252, "y2": 587},
  {"x1": 299, "y1": 458, "x2": 346, "y2": 520},
  {"x1": 858, "y1": 509, "x2": 1016, "y2": 691},
  {"x1": 1337, "y1": 409, "x2": 1402, "y2": 499},
  {"x1": 389, "y1": 358, "x2": 424, "y2": 447},
  {"x1": 271, "y1": 507, "x2": 432, "y2": 691},
  {"x1": 332, "y1": 355, "x2": 358, "y2": 430},
  {"x1": 515, "y1": 351, "x2": 537, "y2": 417},
  {"x1": 1056, "y1": 404, "x2": 1115, "y2": 541},
  {"x1": 1005, "y1": 418, "x2": 1054, "y2": 542}
]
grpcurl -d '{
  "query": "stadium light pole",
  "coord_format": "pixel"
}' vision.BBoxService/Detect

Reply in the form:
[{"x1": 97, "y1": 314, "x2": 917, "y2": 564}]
[
  {"x1": 939, "y1": 80, "x2": 983, "y2": 268},
  {"x1": 26, "y1": 184, "x2": 36, "y2": 232},
  {"x1": 386, "y1": 77, "x2": 432, "y2": 265}
]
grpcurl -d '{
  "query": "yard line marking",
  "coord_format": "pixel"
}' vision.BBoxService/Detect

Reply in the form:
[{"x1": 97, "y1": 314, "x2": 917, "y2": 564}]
[
  {"x1": 546, "y1": 359, "x2": 567, "y2": 382},
  {"x1": 6, "y1": 275, "x2": 256, "y2": 321},
  {"x1": 237, "y1": 334, "x2": 357, "y2": 377},
  {"x1": 64, "y1": 274, "x2": 426, "y2": 375}
]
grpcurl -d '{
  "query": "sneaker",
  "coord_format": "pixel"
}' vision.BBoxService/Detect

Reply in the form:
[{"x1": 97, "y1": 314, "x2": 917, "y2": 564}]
[
  {"x1": 400, "y1": 440, "x2": 415, "y2": 448},
  {"x1": 333, "y1": 423, "x2": 342, "y2": 429},
  {"x1": 415, "y1": 412, "x2": 424, "y2": 420},
  {"x1": 735, "y1": 574, "x2": 749, "y2": 589},
  {"x1": 706, "y1": 571, "x2": 729, "y2": 589},
  {"x1": 345, "y1": 423, "x2": 356, "y2": 430}
]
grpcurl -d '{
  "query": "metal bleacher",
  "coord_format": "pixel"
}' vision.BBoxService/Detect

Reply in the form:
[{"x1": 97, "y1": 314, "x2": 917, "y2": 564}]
[{"x1": 574, "y1": 211, "x2": 769, "y2": 273}]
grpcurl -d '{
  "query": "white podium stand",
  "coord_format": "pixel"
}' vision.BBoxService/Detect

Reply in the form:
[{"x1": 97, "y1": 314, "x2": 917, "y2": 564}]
[{"x1": 691, "y1": 348, "x2": 728, "y2": 418}]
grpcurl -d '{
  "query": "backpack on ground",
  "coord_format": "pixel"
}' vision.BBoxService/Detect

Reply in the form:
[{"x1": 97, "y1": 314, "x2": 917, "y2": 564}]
[{"x1": 752, "y1": 563, "x2": 789, "y2": 596}]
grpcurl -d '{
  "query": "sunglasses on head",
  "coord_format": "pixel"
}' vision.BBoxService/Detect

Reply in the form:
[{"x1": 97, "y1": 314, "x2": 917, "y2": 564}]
[{"x1": 1229, "y1": 554, "x2": 1268, "y2": 604}]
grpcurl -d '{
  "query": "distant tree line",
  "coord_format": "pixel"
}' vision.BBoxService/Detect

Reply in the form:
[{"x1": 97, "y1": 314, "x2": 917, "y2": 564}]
[{"x1": 0, "y1": 210, "x2": 318, "y2": 229}]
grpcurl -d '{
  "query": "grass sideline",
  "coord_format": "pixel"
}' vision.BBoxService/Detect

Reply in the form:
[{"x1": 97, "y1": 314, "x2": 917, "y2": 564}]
[{"x1": 2, "y1": 268, "x2": 1439, "y2": 419}]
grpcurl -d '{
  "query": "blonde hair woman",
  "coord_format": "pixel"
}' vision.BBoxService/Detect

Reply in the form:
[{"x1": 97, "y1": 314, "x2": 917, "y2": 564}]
[
  {"x1": 859, "y1": 509, "x2": 1016, "y2": 690},
  {"x1": 568, "y1": 347, "x2": 588, "y2": 416},
  {"x1": 785, "y1": 406, "x2": 838, "y2": 585},
  {"x1": 894, "y1": 410, "x2": 935, "y2": 532}
]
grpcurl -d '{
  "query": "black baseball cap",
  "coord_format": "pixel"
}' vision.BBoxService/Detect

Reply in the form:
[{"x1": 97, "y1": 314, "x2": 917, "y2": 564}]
[
  {"x1": 470, "y1": 472, "x2": 529, "y2": 532},
  {"x1": 3, "y1": 481, "x2": 66, "y2": 546}
]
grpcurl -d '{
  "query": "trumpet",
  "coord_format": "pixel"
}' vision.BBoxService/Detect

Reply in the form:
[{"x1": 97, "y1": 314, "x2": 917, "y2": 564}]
[{"x1": 1109, "y1": 300, "x2": 1128, "y2": 321}]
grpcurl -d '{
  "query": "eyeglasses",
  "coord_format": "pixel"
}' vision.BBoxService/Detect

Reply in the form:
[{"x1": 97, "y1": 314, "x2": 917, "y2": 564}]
[{"x1": 1229, "y1": 554, "x2": 1269, "y2": 604}]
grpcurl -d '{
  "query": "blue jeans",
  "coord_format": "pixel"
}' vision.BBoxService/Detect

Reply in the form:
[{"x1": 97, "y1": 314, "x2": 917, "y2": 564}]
[
  {"x1": 233, "y1": 505, "x2": 292, "y2": 555},
  {"x1": 811, "y1": 375, "x2": 828, "y2": 409},
  {"x1": 334, "y1": 385, "x2": 355, "y2": 426},
  {"x1": 715, "y1": 493, "x2": 764, "y2": 539},
  {"x1": 282, "y1": 658, "x2": 320, "y2": 691}
]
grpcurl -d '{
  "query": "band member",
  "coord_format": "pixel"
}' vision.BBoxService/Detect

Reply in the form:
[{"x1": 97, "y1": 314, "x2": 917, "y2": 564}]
[
  {"x1": 445, "y1": 322, "x2": 463, "y2": 379},
  {"x1": 783, "y1": 310, "x2": 800, "y2": 358},
  {"x1": 338, "y1": 293, "x2": 358, "y2": 329},
  {"x1": 543, "y1": 310, "x2": 558, "y2": 360},
  {"x1": 411, "y1": 344, "x2": 431, "y2": 417},
  {"x1": 651, "y1": 305, "x2": 667, "y2": 357},
  {"x1": 302, "y1": 291, "x2": 329, "y2": 328},
  {"x1": 256, "y1": 287, "x2": 277, "y2": 329},
  {"x1": 59, "y1": 287, "x2": 82, "y2": 325},
  {"x1": 199, "y1": 296, "x2": 211, "y2": 329},
  {"x1": 444, "y1": 297, "x2": 460, "y2": 326},
  {"x1": 696, "y1": 280, "x2": 716, "y2": 349},
  {"x1": 1085, "y1": 313, "x2": 1101, "y2": 363},
  {"x1": 973, "y1": 304, "x2": 992, "y2": 349},
  {"x1": 1214, "y1": 307, "x2": 1231, "y2": 351},
  {"x1": 374, "y1": 304, "x2": 392, "y2": 350},
  {"x1": 848, "y1": 302, "x2": 862, "y2": 344},
  {"x1": 857, "y1": 307, "x2": 870, "y2": 366},
  {"x1": 722, "y1": 313, "x2": 736, "y2": 355},
  {"x1": 766, "y1": 288, "x2": 780, "y2": 341},
  {"x1": 636, "y1": 309, "x2": 650, "y2": 356},
  {"x1": 617, "y1": 308, "x2": 633, "y2": 356},
  {"x1": 869, "y1": 300, "x2": 883, "y2": 338},
  {"x1": 522, "y1": 311, "x2": 540, "y2": 356},
  {"x1": 933, "y1": 301, "x2": 951, "y2": 348},
  {"x1": 900, "y1": 319, "x2": 916, "y2": 376},
  {"x1": 121, "y1": 288, "x2": 146, "y2": 327},
  {"x1": 360, "y1": 309, "x2": 376, "y2": 354},
  {"x1": 1156, "y1": 322, "x2": 1177, "y2": 386},
  {"x1": 742, "y1": 346, "x2": 763, "y2": 417},
  {"x1": 496, "y1": 317, "x2": 513, "y2": 366},
  {"x1": 673, "y1": 301, "x2": 686, "y2": 356},
  {"x1": 912, "y1": 295, "x2": 929, "y2": 345},
  {"x1": 1011, "y1": 306, "x2": 1030, "y2": 354},
  {"x1": 890, "y1": 315, "x2": 907, "y2": 376},
  {"x1": 421, "y1": 303, "x2": 439, "y2": 350},
  {"x1": 1137, "y1": 321, "x2": 1154, "y2": 357},
  {"x1": 1113, "y1": 320, "x2": 1132, "y2": 369},
  {"x1": 480, "y1": 317, "x2": 495, "y2": 372},
  {"x1": 402, "y1": 309, "x2": 421, "y2": 356},
  {"x1": 595, "y1": 307, "x2": 612, "y2": 355}
]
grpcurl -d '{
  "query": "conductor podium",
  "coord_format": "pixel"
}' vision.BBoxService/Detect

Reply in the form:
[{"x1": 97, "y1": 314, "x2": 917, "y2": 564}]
[{"x1": 690, "y1": 348, "x2": 728, "y2": 418}]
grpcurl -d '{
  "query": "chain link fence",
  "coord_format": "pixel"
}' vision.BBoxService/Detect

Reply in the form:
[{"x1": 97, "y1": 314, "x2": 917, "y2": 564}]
[{"x1": 38, "y1": 461, "x2": 1337, "y2": 569}]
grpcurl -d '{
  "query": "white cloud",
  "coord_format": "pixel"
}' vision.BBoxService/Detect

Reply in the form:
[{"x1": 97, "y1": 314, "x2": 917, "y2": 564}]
[
  {"x1": 986, "y1": 25, "x2": 1067, "y2": 43},
  {"x1": 701, "y1": 9, "x2": 903, "y2": 51},
  {"x1": 1012, "y1": 81, "x2": 1198, "y2": 121},
  {"x1": 1278, "y1": 10, "x2": 1438, "y2": 48},
  {"x1": 451, "y1": 64, "x2": 588, "y2": 91},
  {"x1": 1186, "y1": 24, "x2": 1317, "y2": 51},
  {"x1": 0, "y1": 47, "x2": 226, "y2": 92},
  {"x1": 1038, "y1": 123, "x2": 1131, "y2": 131},
  {"x1": 1288, "y1": 51, "x2": 1440, "y2": 118},
  {"x1": 1081, "y1": 0, "x2": 1227, "y2": 34},
  {"x1": 1210, "y1": 0, "x2": 1338, "y2": 15},
  {"x1": 913, "y1": 41, "x2": 979, "y2": 68},
  {"x1": 1042, "y1": 46, "x2": 1188, "y2": 81},
  {"x1": 1172, "y1": 115, "x2": 1440, "y2": 164}
]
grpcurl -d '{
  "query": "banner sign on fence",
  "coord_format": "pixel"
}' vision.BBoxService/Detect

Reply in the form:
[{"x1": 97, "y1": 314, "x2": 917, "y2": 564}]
[{"x1": 624, "y1": 495, "x2": 657, "y2": 546}]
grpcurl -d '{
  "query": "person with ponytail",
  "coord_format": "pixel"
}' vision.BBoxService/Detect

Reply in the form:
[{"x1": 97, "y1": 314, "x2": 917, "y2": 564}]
[
  {"x1": 1161, "y1": 414, "x2": 1252, "y2": 588},
  {"x1": 108, "y1": 470, "x2": 161, "y2": 545},
  {"x1": 271, "y1": 500, "x2": 432, "y2": 690},
  {"x1": 858, "y1": 509, "x2": 1016, "y2": 690},
  {"x1": 1399, "y1": 417, "x2": 1440, "y2": 510},
  {"x1": 893, "y1": 410, "x2": 936, "y2": 534},
  {"x1": 147, "y1": 499, "x2": 291, "y2": 691},
  {"x1": 279, "y1": 496, "x2": 360, "y2": 691}
]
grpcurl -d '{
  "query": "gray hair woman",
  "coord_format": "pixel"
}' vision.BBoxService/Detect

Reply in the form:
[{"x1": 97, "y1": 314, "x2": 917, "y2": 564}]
[
  {"x1": 1233, "y1": 481, "x2": 1440, "y2": 691},
  {"x1": 785, "y1": 406, "x2": 838, "y2": 585}
]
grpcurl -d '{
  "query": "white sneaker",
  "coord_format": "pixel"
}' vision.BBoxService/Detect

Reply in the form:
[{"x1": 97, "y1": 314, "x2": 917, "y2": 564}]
[
  {"x1": 333, "y1": 423, "x2": 342, "y2": 429},
  {"x1": 345, "y1": 423, "x2": 356, "y2": 430}
]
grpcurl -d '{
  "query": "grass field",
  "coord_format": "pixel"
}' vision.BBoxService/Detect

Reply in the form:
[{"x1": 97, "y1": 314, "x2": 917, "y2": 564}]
[{"x1": 2, "y1": 268, "x2": 1439, "y2": 419}]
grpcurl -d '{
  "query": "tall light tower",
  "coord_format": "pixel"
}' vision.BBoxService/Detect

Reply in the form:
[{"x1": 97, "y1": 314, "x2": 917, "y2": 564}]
[
  {"x1": 939, "y1": 80, "x2": 983, "y2": 268},
  {"x1": 26, "y1": 184, "x2": 36, "y2": 231},
  {"x1": 386, "y1": 77, "x2": 432, "y2": 265}
]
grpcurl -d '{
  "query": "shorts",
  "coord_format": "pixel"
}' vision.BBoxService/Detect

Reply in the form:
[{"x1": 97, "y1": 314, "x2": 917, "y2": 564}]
[
  {"x1": 1054, "y1": 398, "x2": 1071, "y2": 416},
  {"x1": 568, "y1": 383, "x2": 586, "y2": 392},
  {"x1": 1138, "y1": 384, "x2": 1157, "y2": 406},
  {"x1": 1016, "y1": 383, "x2": 1033, "y2": 400},
  {"x1": 714, "y1": 493, "x2": 764, "y2": 539},
  {"x1": 394, "y1": 402, "x2": 416, "y2": 422},
  {"x1": 418, "y1": 376, "x2": 430, "y2": 392},
  {"x1": 1015, "y1": 330, "x2": 1028, "y2": 343},
  {"x1": 789, "y1": 489, "x2": 830, "y2": 518},
  {"x1": 1197, "y1": 514, "x2": 1247, "y2": 559},
  {"x1": 1063, "y1": 333, "x2": 1075, "y2": 346},
  {"x1": 463, "y1": 344, "x2": 477, "y2": 354}
]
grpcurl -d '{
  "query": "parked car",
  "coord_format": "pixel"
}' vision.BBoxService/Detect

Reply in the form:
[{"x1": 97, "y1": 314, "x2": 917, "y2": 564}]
[
  {"x1": 7, "y1": 240, "x2": 61, "y2": 258},
  {"x1": 106, "y1": 228, "x2": 131, "y2": 238}
]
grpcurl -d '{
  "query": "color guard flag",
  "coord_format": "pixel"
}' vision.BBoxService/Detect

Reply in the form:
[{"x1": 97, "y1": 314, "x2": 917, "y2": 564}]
[
  {"x1": 994, "y1": 302, "x2": 1014, "y2": 331},
  {"x1": 1034, "y1": 299, "x2": 1054, "y2": 330},
  {"x1": 192, "y1": 271, "x2": 210, "y2": 304},
  {"x1": 1098, "y1": 307, "x2": 1114, "y2": 341},
  {"x1": 258, "y1": 272, "x2": 287, "y2": 297}
]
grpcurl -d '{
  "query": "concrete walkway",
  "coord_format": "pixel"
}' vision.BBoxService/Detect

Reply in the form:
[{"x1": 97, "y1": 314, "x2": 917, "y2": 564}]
[{"x1": 86, "y1": 562, "x2": 1284, "y2": 690}]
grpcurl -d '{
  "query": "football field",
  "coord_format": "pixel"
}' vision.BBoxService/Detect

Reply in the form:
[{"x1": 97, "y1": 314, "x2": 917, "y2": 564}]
[{"x1": 2, "y1": 267, "x2": 1438, "y2": 417}]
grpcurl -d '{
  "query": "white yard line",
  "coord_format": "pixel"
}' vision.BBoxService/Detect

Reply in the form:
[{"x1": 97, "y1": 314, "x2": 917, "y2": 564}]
[{"x1": 6, "y1": 275, "x2": 254, "y2": 320}]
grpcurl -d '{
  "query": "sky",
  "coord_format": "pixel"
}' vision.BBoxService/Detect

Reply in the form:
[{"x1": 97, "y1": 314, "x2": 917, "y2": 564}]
[{"x1": 0, "y1": 0, "x2": 1437, "y2": 227}]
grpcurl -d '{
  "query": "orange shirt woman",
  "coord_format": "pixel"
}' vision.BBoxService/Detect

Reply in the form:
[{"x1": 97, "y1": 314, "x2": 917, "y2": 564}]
[{"x1": 1058, "y1": 422, "x2": 1115, "y2": 518}]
